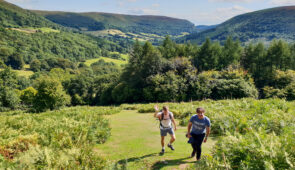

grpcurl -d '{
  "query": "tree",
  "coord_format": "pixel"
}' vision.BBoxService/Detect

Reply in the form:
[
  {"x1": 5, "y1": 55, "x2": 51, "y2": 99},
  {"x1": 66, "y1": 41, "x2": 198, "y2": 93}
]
[
  {"x1": 159, "y1": 35, "x2": 177, "y2": 59},
  {"x1": 33, "y1": 78, "x2": 70, "y2": 112},
  {"x1": 219, "y1": 37, "x2": 242, "y2": 69},
  {"x1": 266, "y1": 40, "x2": 291, "y2": 71},
  {"x1": 30, "y1": 59, "x2": 41, "y2": 72},
  {"x1": 193, "y1": 38, "x2": 221, "y2": 72},
  {"x1": 242, "y1": 42, "x2": 266, "y2": 88},
  {"x1": 6, "y1": 53, "x2": 24, "y2": 70},
  {"x1": 64, "y1": 75, "x2": 94, "y2": 105},
  {"x1": 0, "y1": 87, "x2": 20, "y2": 109},
  {"x1": 143, "y1": 71, "x2": 187, "y2": 102}
]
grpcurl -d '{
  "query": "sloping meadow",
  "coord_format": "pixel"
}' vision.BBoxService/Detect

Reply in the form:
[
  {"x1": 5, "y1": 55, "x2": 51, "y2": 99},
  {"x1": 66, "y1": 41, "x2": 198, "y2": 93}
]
[
  {"x1": 0, "y1": 106, "x2": 121, "y2": 169},
  {"x1": 123, "y1": 98, "x2": 295, "y2": 169}
]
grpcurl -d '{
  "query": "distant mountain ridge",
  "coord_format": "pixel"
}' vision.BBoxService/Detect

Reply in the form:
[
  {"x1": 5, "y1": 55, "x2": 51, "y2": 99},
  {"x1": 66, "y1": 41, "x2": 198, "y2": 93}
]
[
  {"x1": 195, "y1": 25, "x2": 217, "y2": 32},
  {"x1": 33, "y1": 10, "x2": 197, "y2": 36},
  {"x1": 180, "y1": 6, "x2": 295, "y2": 44}
]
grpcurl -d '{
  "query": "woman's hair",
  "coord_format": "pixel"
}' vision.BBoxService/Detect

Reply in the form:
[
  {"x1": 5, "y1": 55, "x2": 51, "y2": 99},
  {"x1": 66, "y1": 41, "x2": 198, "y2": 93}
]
[{"x1": 196, "y1": 107, "x2": 205, "y2": 113}]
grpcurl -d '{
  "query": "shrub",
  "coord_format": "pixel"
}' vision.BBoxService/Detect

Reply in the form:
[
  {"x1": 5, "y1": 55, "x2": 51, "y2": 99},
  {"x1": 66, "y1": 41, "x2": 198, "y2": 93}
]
[
  {"x1": 33, "y1": 78, "x2": 70, "y2": 112},
  {"x1": 20, "y1": 87, "x2": 37, "y2": 106}
]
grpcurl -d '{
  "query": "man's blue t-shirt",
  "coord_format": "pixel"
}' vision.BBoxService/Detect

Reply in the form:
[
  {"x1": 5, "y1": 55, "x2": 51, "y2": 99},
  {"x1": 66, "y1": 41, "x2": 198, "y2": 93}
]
[{"x1": 190, "y1": 115, "x2": 211, "y2": 135}]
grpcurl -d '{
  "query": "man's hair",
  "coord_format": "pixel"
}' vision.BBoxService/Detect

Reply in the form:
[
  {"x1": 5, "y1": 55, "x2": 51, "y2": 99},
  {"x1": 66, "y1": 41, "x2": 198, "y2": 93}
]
[
  {"x1": 196, "y1": 107, "x2": 205, "y2": 113},
  {"x1": 163, "y1": 106, "x2": 168, "y2": 111}
]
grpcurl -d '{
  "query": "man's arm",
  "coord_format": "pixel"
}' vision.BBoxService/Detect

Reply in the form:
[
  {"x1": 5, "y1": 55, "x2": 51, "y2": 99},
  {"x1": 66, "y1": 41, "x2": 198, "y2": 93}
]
[
  {"x1": 203, "y1": 126, "x2": 210, "y2": 143},
  {"x1": 171, "y1": 116, "x2": 177, "y2": 131},
  {"x1": 154, "y1": 105, "x2": 159, "y2": 118},
  {"x1": 187, "y1": 122, "x2": 192, "y2": 138}
]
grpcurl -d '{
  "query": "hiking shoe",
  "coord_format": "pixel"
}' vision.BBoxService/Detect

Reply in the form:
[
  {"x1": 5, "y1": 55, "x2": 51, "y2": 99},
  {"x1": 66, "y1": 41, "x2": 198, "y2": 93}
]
[
  {"x1": 160, "y1": 149, "x2": 165, "y2": 154},
  {"x1": 167, "y1": 144, "x2": 175, "y2": 151},
  {"x1": 191, "y1": 151, "x2": 196, "y2": 158}
]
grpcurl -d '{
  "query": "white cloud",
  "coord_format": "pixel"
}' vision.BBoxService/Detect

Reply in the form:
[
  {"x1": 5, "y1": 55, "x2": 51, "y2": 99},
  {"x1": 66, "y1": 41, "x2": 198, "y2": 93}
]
[
  {"x1": 152, "y1": 3, "x2": 160, "y2": 8},
  {"x1": 270, "y1": 0, "x2": 295, "y2": 6},
  {"x1": 128, "y1": 8, "x2": 160, "y2": 15}
]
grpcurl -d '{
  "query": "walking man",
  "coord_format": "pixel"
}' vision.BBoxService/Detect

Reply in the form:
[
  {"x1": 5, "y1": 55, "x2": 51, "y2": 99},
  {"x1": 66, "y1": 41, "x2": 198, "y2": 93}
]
[
  {"x1": 154, "y1": 105, "x2": 177, "y2": 154},
  {"x1": 187, "y1": 107, "x2": 211, "y2": 161}
]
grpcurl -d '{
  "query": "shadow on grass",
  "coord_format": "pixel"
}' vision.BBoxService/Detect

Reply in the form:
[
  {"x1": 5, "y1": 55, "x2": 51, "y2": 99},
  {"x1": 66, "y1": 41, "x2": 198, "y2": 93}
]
[
  {"x1": 114, "y1": 153, "x2": 158, "y2": 168},
  {"x1": 151, "y1": 156, "x2": 194, "y2": 170}
]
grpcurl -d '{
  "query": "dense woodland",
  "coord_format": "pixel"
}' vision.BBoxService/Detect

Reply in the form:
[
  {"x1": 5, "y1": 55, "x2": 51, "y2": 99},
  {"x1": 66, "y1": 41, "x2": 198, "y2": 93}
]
[{"x1": 1, "y1": 35, "x2": 295, "y2": 112}]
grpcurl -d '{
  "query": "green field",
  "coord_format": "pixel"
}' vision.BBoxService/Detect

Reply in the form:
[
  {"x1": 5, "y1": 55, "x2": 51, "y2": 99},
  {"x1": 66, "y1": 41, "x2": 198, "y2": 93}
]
[{"x1": 84, "y1": 54, "x2": 128, "y2": 66}]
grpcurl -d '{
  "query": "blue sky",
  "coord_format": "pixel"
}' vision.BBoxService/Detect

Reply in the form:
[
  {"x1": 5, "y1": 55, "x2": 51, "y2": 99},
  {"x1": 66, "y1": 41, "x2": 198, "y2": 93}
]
[{"x1": 5, "y1": 0, "x2": 295, "y2": 25}]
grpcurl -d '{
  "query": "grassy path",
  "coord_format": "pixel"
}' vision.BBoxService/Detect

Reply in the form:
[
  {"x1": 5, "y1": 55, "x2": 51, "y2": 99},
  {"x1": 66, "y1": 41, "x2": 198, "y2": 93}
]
[{"x1": 95, "y1": 110, "x2": 216, "y2": 170}]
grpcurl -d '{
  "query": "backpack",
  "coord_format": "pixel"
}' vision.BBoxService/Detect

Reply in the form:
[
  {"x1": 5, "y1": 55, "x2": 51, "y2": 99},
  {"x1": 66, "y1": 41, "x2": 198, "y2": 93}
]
[{"x1": 159, "y1": 112, "x2": 172, "y2": 128}]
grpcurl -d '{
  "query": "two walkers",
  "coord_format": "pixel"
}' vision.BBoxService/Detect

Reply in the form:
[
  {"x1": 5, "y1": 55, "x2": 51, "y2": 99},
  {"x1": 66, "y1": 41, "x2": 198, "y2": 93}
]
[{"x1": 154, "y1": 105, "x2": 211, "y2": 160}]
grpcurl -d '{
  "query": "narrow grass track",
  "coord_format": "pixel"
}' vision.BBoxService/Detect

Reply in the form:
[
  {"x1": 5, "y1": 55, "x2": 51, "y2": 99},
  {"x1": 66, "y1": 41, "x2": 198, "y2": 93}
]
[{"x1": 95, "y1": 110, "x2": 216, "y2": 170}]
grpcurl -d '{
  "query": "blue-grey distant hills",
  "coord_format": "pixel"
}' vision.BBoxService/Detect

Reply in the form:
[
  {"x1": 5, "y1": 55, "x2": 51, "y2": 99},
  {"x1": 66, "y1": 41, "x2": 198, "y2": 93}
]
[
  {"x1": 180, "y1": 6, "x2": 295, "y2": 44},
  {"x1": 195, "y1": 25, "x2": 217, "y2": 32}
]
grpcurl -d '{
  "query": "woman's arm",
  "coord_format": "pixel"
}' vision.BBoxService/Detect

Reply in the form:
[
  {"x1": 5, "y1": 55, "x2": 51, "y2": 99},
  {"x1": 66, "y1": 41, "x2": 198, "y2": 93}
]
[{"x1": 204, "y1": 126, "x2": 210, "y2": 143}]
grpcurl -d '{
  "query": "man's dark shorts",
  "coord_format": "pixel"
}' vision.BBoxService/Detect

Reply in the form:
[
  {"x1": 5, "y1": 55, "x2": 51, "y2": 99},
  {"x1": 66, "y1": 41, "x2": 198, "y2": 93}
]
[{"x1": 160, "y1": 128, "x2": 174, "y2": 136}]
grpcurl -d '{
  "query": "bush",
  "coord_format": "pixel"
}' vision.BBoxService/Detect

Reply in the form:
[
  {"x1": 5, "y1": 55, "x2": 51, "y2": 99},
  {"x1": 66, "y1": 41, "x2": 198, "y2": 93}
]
[
  {"x1": 20, "y1": 87, "x2": 37, "y2": 106},
  {"x1": 0, "y1": 87, "x2": 20, "y2": 109},
  {"x1": 263, "y1": 70, "x2": 295, "y2": 100},
  {"x1": 195, "y1": 69, "x2": 259, "y2": 100},
  {"x1": 33, "y1": 78, "x2": 70, "y2": 112}
]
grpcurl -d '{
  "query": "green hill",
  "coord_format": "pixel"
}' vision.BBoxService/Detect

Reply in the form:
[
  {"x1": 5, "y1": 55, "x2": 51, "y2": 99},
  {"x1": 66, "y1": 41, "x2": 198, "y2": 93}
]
[
  {"x1": 181, "y1": 6, "x2": 295, "y2": 44},
  {"x1": 33, "y1": 10, "x2": 197, "y2": 37},
  {"x1": 0, "y1": 0, "x2": 125, "y2": 68},
  {"x1": 0, "y1": 0, "x2": 58, "y2": 28}
]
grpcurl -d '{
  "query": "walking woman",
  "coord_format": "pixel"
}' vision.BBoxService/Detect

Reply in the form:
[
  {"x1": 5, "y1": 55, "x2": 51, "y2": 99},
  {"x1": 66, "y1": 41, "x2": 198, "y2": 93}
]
[{"x1": 187, "y1": 107, "x2": 211, "y2": 161}]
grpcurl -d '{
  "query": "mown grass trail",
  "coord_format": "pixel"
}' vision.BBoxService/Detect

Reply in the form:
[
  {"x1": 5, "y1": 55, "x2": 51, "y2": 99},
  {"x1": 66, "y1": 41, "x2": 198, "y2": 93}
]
[{"x1": 95, "y1": 110, "x2": 216, "y2": 170}]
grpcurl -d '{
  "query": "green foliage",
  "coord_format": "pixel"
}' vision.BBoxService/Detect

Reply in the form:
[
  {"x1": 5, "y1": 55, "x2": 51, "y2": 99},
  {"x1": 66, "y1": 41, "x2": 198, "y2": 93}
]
[
  {"x1": 30, "y1": 59, "x2": 41, "y2": 72},
  {"x1": 33, "y1": 78, "x2": 70, "y2": 112},
  {"x1": 0, "y1": 1, "x2": 58, "y2": 28},
  {"x1": 20, "y1": 87, "x2": 37, "y2": 105},
  {"x1": 193, "y1": 38, "x2": 221, "y2": 72},
  {"x1": 210, "y1": 131, "x2": 295, "y2": 169},
  {"x1": 219, "y1": 37, "x2": 242, "y2": 69},
  {"x1": 0, "y1": 87, "x2": 20, "y2": 110},
  {"x1": 90, "y1": 59, "x2": 121, "y2": 75},
  {"x1": 143, "y1": 71, "x2": 187, "y2": 102},
  {"x1": 159, "y1": 36, "x2": 177, "y2": 59},
  {"x1": 263, "y1": 70, "x2": 295, "y2": 100},
  {"x1": 0, "y1": 106, "x2": 121, "y2": 169},
  {"x1": 0, "y1": 67, "x2": 22, "y2": 110}
]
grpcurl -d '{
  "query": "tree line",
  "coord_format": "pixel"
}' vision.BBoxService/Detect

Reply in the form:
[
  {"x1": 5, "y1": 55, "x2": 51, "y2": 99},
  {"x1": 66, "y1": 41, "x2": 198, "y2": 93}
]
[{"x1": 1, "y1": 36, "x2": 295, "y2": 112}]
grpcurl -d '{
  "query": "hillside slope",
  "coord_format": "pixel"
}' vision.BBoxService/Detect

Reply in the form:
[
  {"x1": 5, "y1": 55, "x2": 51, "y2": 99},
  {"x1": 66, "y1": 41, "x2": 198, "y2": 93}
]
[
  {"x1": 181, "y1": 6, "x2": 295, "y2": 44},
  {"x1": 0, "y1": 0, "x2": 123, "y2": 65},
  {"x1": 0, "y1": 0, "x2": 58, "y2": 28},
  {"x1": 33, "y1": 10, "x2": 197, "y2": 36}
]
